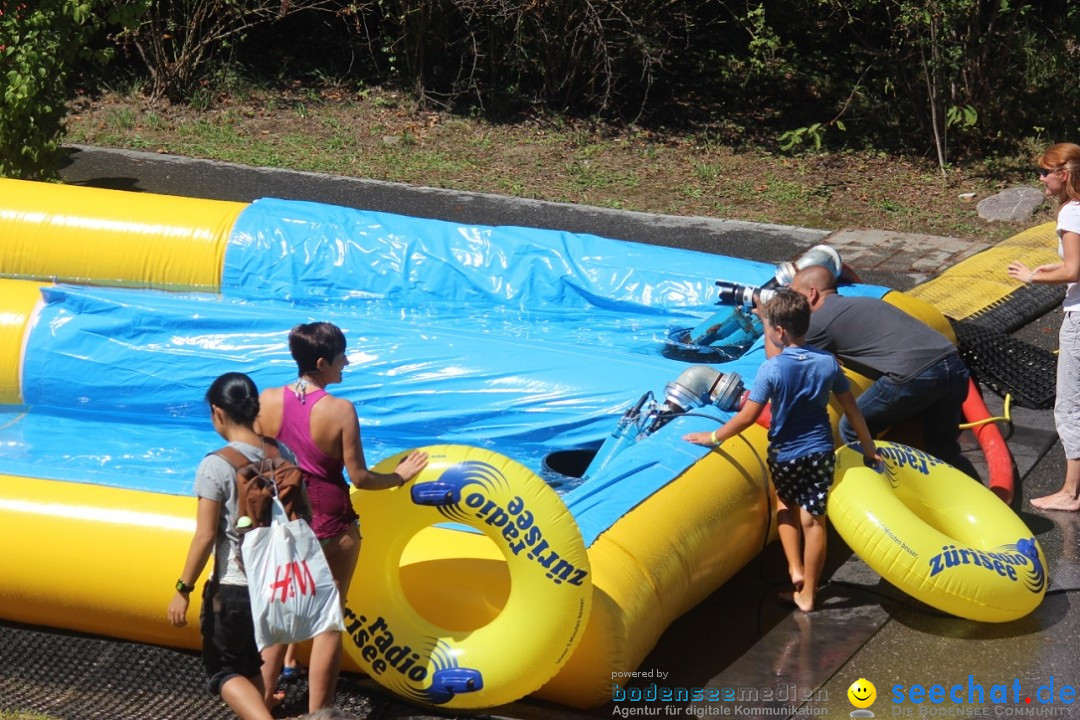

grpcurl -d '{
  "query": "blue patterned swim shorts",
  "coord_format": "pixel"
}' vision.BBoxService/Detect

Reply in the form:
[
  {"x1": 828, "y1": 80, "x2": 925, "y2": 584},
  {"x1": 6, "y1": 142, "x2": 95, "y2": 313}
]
[{"x1": 768, "y1": 450, "x2": 835, "y2": 517}]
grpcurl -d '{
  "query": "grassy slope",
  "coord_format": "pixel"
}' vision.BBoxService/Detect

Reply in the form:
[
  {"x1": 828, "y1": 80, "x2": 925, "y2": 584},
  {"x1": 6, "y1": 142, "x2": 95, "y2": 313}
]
[{"x1": 64, "y1": 86, "x2": 1054, "y2": 243}]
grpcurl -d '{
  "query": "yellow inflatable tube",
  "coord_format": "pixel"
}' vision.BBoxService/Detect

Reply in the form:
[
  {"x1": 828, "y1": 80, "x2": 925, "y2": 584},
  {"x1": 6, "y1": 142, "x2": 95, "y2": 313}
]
[
  {"x1": 0, "y1": 179, "x2": 244, "y2": 291},
  {"x1": 0, "y1": 279, "x2": 44, "y2": 404},
  {"x1": 0, "y1": 473, "x2": 205, "y2": 650},
  {"x1": 830, "y1": 441, "x2": 1046, "y2": 623}
]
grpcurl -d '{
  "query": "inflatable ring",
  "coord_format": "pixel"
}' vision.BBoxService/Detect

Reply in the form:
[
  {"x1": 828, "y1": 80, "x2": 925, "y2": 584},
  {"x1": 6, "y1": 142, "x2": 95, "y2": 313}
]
[
  {"x1": 829, "y1": 441, "x2": 1046, "y2": 622},
  {"x1": 343, "y1": 444, "x2": 592, "y2": 708}
]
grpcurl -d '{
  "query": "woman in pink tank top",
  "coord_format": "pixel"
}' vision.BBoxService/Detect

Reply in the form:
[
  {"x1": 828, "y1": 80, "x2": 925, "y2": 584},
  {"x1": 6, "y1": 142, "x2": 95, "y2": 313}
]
[{"x1": 256, "y1": 322, "x2": 428, "y2": 713}]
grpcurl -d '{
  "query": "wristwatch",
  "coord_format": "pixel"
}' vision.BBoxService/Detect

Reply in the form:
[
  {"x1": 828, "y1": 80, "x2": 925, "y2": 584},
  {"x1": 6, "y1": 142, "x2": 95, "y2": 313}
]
[{"x1": 175, "y1": 579, "x2": 196, "y2": 593}]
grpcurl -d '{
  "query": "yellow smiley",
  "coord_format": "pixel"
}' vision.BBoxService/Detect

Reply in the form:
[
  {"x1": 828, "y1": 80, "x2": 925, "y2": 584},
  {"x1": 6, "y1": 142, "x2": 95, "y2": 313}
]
[{"x1": 847, "y1": 678, "x2": 876, "y2": 708}]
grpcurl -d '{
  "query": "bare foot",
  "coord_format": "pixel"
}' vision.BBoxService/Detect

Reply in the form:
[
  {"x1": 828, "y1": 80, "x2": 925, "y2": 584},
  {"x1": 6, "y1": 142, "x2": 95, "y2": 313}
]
[
  {"x1": 791, "y1": 588, "x2": 815, "y2": 613},
  {"x1": 265, "y1": 690, "x2": 286, "y2": 711},
  {"x1": 789, "y1": 568, "x2": 804, "y2": 592},
  {"x1": 1031, "y1": 491, "x2": 1080, "y2": 511}
]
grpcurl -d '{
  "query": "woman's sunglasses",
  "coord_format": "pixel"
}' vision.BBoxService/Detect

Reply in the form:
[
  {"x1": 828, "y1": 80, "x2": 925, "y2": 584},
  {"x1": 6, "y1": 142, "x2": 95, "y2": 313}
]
[{"x1": 1038, "y1": 167, "x2": 1058, "y2": 177}]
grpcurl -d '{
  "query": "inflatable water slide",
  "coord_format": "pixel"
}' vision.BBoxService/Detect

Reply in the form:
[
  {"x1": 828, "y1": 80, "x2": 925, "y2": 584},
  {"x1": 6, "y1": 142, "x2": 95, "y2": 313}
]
[{"x1": 0, "y1": 179, "x2": 1045, "y2": 710}]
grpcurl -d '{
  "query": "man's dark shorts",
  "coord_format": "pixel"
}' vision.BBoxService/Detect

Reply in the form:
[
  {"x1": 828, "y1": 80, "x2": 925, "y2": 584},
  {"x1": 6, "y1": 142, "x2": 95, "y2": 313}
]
[{"x1": 200, "y1": 581, "x2": 263, "y2": 695}]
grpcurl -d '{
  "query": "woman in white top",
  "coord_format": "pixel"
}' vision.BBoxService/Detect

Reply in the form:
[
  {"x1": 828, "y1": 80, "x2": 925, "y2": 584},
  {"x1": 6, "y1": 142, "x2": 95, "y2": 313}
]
[{"x1": 1008, "y1": 142, "x2": 1080, "y2": 511}]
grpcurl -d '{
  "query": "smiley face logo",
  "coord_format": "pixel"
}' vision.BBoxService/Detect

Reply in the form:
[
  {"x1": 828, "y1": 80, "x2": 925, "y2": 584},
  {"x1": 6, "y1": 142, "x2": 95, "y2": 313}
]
[{"x1": 847, "y1": 678, "x2": 876, "y2": 708}]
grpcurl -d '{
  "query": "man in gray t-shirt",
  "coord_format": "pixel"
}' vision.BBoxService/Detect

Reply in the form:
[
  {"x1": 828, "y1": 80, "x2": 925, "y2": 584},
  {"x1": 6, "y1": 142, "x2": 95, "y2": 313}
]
[{"x1": 791, "y1": 266, "x2": 974, "y2": 477}]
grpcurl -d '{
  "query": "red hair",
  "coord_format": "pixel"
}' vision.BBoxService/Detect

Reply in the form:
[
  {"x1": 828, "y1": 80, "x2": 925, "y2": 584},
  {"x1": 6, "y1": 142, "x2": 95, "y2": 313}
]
[{"x1": 1038, "y1": 142, "x2": 1080, "y2": 204}]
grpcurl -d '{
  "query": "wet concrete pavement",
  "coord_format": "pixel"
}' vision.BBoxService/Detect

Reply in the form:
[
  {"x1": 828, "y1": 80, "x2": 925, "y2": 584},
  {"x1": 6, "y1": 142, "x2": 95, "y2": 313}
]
[{"x1": 52, "y1": 146, "x2": 1080, "y2": 720}]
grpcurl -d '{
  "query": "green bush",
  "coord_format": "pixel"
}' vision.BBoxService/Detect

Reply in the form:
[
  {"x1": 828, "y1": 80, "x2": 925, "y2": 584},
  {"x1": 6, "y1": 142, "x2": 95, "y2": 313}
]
[
  {"x1": 343, "y1": 0, "x2": 705, "y2": 117},
  {"x1": 58, "y1": 0, "x2": 1080, "y2": 158},
  {"x1": 0, "y1": 0, "x2": 134, "y2": 179},
  {"x1": 115, "y1": 0, "x2": 343, "y2": 102},
  {"x1": 695, "y1": 1, "x2": 1080, "y2": 156}
]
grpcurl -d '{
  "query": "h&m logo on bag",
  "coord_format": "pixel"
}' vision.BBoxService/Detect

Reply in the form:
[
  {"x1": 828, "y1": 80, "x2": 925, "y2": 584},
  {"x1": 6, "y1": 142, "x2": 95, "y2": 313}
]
[{"x1": 269, "y1": 560, "x2": 318, "y2": 602}]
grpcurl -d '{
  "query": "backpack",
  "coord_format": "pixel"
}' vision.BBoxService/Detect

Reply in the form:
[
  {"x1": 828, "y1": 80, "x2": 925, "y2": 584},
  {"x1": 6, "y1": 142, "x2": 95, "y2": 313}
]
[{"x1": 215, "y1": 438, "x2": 311, "y2": 535}]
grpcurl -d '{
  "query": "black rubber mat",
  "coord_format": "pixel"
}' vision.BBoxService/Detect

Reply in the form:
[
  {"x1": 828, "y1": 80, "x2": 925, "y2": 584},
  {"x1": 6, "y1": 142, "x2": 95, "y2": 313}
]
[
  {"x1": 961, "y1": 284, "x2": 1064, "y2": 334},
  {"x1": 952, "y1": 319, "x2": 1057, "y2": 410},
  {"x1": 0, "y1": 622, "x2": 381, "y2": 720}
]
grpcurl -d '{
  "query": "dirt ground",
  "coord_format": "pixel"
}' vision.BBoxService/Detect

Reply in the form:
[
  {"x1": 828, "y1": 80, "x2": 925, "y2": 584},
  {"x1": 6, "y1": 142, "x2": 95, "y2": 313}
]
[{"x1": 64, "y1": 86, "x2": 1054, "y2": 243}]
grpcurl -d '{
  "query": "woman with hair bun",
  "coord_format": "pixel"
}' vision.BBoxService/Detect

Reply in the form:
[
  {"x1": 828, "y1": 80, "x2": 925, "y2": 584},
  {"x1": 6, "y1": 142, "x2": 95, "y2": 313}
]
[
  {"x1": 1008, "y1": 142, "x2": 1080, "y2": 511},
  {"x1": 167, "y1": 372, "x2": 294, "y2": 720}
]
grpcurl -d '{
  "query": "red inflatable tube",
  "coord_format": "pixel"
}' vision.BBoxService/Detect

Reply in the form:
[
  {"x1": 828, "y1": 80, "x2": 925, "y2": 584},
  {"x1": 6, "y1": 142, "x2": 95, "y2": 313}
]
[{"x1": 962, "y1": 378, "x2": 1015, "y2": 504}]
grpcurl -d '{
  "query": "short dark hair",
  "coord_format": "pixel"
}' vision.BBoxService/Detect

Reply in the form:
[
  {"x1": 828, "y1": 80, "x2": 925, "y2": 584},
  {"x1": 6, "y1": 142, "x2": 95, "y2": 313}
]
[
  {"x1": 205, "y1": 372, "x2": 260, "y2": 425},
  {"x1": 762, "y1": 289, "x2": 810, "y2": 338},
  {"x1": 289, "y1": 322, "x2": 347, "y2": 374}
]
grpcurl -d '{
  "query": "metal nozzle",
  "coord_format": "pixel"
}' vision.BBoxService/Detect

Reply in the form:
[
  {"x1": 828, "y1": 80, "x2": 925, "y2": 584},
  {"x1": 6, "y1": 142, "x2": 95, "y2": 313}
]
[
  {"x1": 663, "y1": 365, "x2": 745, "y2": 413},
  {"x1": 774, "y1": 244, "x2": 843, "y2": 286}
]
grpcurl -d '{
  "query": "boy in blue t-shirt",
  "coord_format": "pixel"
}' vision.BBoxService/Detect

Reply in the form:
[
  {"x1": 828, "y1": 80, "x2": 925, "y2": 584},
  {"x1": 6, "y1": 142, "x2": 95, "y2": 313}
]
[{"x1": 685, "y1": 290, "x2": 880, "y2": 612}]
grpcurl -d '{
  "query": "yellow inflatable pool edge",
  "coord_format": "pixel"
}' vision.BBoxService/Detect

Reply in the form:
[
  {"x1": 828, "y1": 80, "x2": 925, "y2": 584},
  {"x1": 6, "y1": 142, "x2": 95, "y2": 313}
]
[
  {"x1": 0, "y1": 280, "x2": 48, "y2": 404},
  {"x1": 537, "y1": 424, "x2": 777, "y2": 707},
  {"x1": 0, "y1": 179, "x2": 245, "y2": 291},
  {"x1": 880, "y1": 290, "x2": 957, "y2": 344},
  {"x1": 829, "y1": 442, "x2": 1046, "y2": 623},
  {"x1": 0, "y1": 473, "x2": 204, "y2": 650}
]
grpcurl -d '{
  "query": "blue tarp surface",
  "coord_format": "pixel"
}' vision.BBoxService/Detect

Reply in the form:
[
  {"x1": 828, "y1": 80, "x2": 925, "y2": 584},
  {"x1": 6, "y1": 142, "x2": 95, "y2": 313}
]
[{"x1": 0, "y1": 199, "x2": 887, "y2": 545}]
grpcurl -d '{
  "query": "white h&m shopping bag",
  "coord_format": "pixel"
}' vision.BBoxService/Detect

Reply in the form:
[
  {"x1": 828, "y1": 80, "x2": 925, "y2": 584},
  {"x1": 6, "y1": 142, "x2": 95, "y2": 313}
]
[{"x1": 242, "y1": 499, "x2": 344, "y2": 650}]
